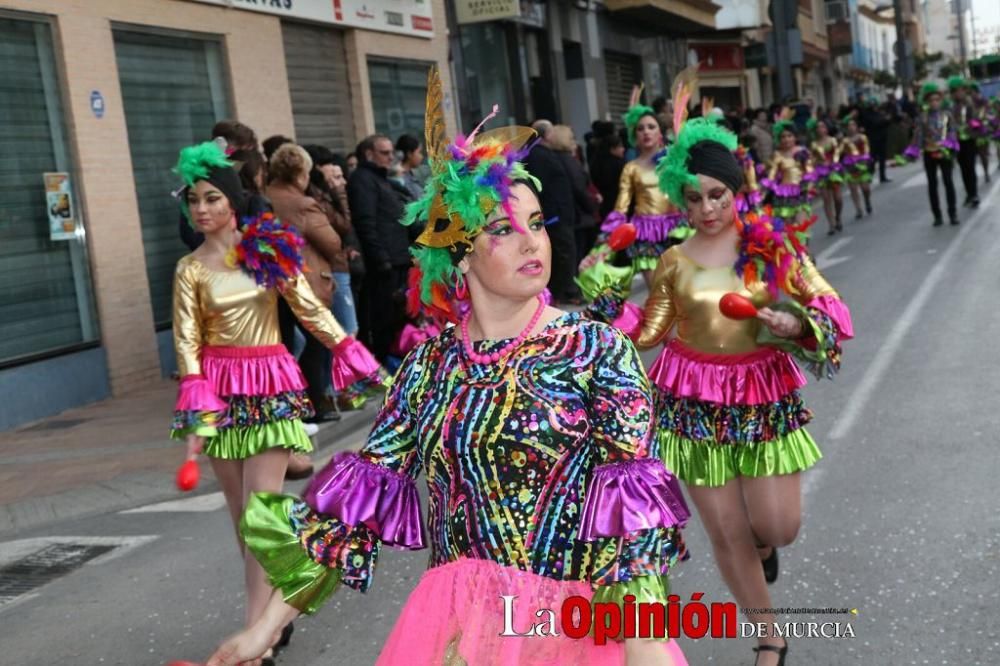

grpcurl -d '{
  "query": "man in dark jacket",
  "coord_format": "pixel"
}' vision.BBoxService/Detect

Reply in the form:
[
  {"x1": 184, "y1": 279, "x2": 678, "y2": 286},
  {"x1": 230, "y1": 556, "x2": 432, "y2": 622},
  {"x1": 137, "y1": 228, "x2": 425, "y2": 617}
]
[
  {"x1": 524, "y1": 120, "x2": 582, "y2": 304},
  {"x1": 347, "y1": 134, "x2": 412, "y2": 361}
]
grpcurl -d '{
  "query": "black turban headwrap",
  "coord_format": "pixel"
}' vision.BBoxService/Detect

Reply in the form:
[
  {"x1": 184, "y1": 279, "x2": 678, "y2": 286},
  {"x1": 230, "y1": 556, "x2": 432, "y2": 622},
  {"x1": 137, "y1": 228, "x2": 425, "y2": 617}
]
[{"x1": 686, "y1": 140, "x2": 744, "y2": 195}]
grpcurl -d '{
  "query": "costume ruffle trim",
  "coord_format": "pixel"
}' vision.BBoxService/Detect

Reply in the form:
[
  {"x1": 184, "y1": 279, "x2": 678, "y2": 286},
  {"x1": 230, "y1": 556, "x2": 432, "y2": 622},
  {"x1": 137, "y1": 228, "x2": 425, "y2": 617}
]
[
  {"x1": 331, "y1": 337, "x2": 392, "y2": 399},
  {"x1": 241, "y1": 493, "x2": 355, "y2": 614},
  {"x1": 647, "y1": 341, "x2": 806, "y2": 406},
  {"x1": 757, "y1": 298, "x2": 850, "y2": 380},
  {"x1": 200, "y1": 419, "x2": 313, "y2": 459},
  {"x1": 171, "y1": 375, "x2": 229, "y2": 437},
  {"x1": 578, "y1": 458, "x2": 690, "y2": 541},
  {"x1": 202, "y1": 345, "x2": 307, "y2": 397},
  {"x1": 658, "y1": 428, "x2": 822, "y2": 487},
  {"x1": 303, "y1": 451, "x2": 426, "y2": 549},
  {"x1": 657, "y1": 391, "x2": 813, "y2": 445}
]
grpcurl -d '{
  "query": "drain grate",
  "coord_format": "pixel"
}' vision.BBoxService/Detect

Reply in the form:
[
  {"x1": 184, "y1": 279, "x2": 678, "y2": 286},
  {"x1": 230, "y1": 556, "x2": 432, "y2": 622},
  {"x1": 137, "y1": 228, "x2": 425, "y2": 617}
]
[{"x1": 0, "y1": 543, "x2": 115, "y2": 605}]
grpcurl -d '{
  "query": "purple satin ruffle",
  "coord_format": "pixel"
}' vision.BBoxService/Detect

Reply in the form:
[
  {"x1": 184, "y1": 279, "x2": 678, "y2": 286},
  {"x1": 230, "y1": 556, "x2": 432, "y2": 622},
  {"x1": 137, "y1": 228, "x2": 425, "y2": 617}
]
[
  {"x1": 841, "y1": 154, "x2": 871, "y2": 167},
  {"x1": 578, "y1": 457, "x2": 690, "y2": 541},
  {"x1": 903, "y1": 144, "x2": 921, "y2": 160},
  {"x1": 807, "y1": 295, "x2": 854, "y2": 341},
  {"x1": 941, "y1": 138, "x2": 960, "y2": 151},
  {"x1": 599, "y1": 210, "x2": 628, "y2": 234},
  {"x1": 174, "y1": 374, "x2": 229, "y2": 413},
  {"x1": 303, "y1": 451, "x2": 426, "y2": 549},
  {"x1": 736, "y1": 189, "x2": 764, "y2": 213},
  {"x1": 331, "y1": 337, "x2": 385, "y2": 392},
  {"x1": 631, "y1": 212, "x2": 687, "y2": 242},
  {"x1": 761, "y1": 178, "x2": 805, "y2": 198},
  {"x1": 600, "y1": 210, "x2": 686, "y2": 243},
  {"x1": 648, "y1": 339, "x2": 806, "y2": 405}
]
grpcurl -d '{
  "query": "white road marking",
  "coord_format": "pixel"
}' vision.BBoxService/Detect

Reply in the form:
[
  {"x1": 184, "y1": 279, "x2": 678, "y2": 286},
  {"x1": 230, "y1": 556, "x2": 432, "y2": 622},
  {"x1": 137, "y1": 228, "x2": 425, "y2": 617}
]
[
  {"x1": 900, "y1": 171, "x2": 927, "y2": 189},
  {"x1": 828, "y1": 180, "x2": 998, "y2": 441},
  {"x1": 121, "y1": 491, "x2": 226, "y2": 514},
  {"x1": 815, "y1": 236, "x2": 853, "y2": 270}
]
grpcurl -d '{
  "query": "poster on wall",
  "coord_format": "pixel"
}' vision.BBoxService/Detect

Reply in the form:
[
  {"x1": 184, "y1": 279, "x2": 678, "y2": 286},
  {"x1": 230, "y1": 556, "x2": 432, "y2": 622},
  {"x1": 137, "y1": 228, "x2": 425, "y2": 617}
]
[
  {"x1": 44, "y1": 172, "x2": 77, "y2": 241},
  {"x1": 188, "y1": 0, "x2": 434, "y2": 38}
]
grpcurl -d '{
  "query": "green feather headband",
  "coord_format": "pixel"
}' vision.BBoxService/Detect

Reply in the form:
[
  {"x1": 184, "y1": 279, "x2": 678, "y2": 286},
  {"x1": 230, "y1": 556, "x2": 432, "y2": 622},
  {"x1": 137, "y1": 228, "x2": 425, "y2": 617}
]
[
  {"x1": 920, "y1": 82, "x2": 942, "y2": 103},
  {"x1": 772, "y1": 119, "x2": 797, "y2": 143},
  {"x1": 173, "y1": 141, "x2": 233, "y2": 186},
  {"x1": 623, "y1": 104, "x2": 656, "y2": 147},
  {"x1": 947, "y1": 75, "x2": 967, "y2": 92},
  {"x1": 656, "y1": 117, "x2": 738, "y2": 207}
]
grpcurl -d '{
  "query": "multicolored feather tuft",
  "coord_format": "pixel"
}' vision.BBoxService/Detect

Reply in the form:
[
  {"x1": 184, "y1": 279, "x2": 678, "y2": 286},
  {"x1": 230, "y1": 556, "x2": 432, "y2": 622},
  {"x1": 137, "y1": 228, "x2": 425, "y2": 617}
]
[
  {"x1": 232, "y1": 212, "x2": 305, "y2": 289},
  {"x1": 173, "y1": 141, "x2": 232, "y2": 187},
  {"x1": 734, "y1": 205, "x2": 815, "y2": 298}
]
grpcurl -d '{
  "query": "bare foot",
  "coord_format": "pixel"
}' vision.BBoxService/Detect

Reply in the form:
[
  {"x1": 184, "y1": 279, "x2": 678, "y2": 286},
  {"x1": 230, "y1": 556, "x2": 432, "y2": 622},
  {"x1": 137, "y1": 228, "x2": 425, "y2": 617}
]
[{"x1": 204, "y1": 627, "x2": 272, "y2": 666}]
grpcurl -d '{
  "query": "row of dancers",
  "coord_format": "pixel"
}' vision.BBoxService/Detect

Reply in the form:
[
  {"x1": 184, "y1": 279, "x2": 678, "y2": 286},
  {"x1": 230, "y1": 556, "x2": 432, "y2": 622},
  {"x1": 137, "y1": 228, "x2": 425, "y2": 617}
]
[{"x1": 170, "y1": 67, "x2": 852, "y2": 666}]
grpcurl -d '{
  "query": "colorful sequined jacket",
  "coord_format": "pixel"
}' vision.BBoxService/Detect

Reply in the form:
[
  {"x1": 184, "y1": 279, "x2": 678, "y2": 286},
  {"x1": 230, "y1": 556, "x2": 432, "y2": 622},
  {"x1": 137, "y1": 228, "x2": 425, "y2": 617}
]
[
  {"x1": 288, "y1": 313, "x2": 690, "y2": 609},
  {"x1": 908, "y1": 109, "x2": 959, "y2": 160}
]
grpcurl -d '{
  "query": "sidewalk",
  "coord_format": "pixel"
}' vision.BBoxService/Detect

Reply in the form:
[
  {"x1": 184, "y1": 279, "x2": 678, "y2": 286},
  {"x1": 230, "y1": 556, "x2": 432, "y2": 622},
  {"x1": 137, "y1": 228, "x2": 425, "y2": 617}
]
[{"x1": 0, "y1": 379, "x2": 375, "y2": 537}]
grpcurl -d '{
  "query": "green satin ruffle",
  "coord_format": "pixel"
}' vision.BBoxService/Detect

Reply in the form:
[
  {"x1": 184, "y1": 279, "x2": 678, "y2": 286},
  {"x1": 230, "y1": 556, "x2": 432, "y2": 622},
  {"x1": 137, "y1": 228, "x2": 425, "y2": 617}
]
[
  {"x1": 202, "y1": 419, "x2": 312, "y2": 460},
  {"x1": 632, "y1": 255, "x2": 661, "y2": 273},
  {"x1": 241, "y1": 493, "x2": 343, "y2": 615},
  {"x1": 590, "y1": 575, "x2": 672, "y2": 641},
  {"x1": 658, "y1": 428, "x2": 822, "y2": 487}
]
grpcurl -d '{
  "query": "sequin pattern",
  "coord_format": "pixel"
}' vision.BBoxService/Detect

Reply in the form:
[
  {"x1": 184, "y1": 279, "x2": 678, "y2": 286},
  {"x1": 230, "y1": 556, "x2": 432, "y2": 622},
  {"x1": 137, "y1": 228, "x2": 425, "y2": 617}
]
[
  {"x1": 291, "y1": 500, "x2": 379, "y2": 591},
  {"x1": 295, "y1": 313, "x2": 684, "y2": 588},
  {"x1": 172, "y1": 390, "x2": 314, "y2": 431},
  {"x1": 656, "y1": 391, "x2": 814, "y2": 444}
]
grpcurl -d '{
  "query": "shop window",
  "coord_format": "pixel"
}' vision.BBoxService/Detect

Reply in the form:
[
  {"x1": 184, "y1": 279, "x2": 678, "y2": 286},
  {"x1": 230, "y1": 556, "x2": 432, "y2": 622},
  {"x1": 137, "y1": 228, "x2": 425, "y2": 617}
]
[
  {"x1": 0, "y1": 15, "x2": 99, "y2": 366},
  {"x1": 459, "y1": 22, "x2": 517, "y2": 128},
  {"x1": 113, "y1": 27, "x2": 231, "y2": 327},
  {"x1": 368, "y1": 58, "x2": 434, "y2": 144}
]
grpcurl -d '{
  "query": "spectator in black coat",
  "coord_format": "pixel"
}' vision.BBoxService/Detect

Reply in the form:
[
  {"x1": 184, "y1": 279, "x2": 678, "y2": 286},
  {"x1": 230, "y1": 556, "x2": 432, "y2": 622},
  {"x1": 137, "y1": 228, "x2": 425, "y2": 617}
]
[
  {"x1": 524, "y1": 120, "x2": 582, "y2": 304},
  {"x1": 550, "y1": 125, "x2": 599, "y2": 267},
  {"x1": 590, "y1": 134, "x2": 627, "y2": 220},
  {"x1": 347, "y1": 134, "x2": 414, "y2": 361}
]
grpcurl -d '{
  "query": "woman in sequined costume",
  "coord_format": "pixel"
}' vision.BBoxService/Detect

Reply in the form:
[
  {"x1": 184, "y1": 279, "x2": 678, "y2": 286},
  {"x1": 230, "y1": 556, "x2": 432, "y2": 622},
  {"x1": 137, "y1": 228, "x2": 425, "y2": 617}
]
[
  {"x1": 204, "y1": 68, "x2": 690, "y2": 666},
  {"x1": 171, "y1": 142, "x2": 385, "y2": 661},
  {"x1": 636, "y1": 119, "x2": 853, "y2": 666}
]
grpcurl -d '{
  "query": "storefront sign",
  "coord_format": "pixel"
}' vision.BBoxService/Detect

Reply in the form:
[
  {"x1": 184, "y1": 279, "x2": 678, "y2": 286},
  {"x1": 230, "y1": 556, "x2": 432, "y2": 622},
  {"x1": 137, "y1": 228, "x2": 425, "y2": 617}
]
[
  {"x1": 187, "y1": 0, "x2": 434, "y2": 38},
  {"x1": 455, "y1": 0, "x2": 519, "y2": 24},
  {"x1": 43, "y1": 173, "x2": 77, "y2": 241},
  {"x1": 689, "y1": 43, "x2": 744, "y2": 72}
]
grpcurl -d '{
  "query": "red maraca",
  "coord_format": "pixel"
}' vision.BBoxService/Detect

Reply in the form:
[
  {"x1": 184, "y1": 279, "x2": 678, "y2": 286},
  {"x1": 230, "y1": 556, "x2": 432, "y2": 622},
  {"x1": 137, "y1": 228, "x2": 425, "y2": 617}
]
[
  {"x1": 175, "y1": 455, "x2": 200, "y2": 492},
  {"x1": 607, "y1": 223, "x2": 637, "y2": 252},
  {"x1": 718, "y1": 292, "x2": 758, "y2": 320}
]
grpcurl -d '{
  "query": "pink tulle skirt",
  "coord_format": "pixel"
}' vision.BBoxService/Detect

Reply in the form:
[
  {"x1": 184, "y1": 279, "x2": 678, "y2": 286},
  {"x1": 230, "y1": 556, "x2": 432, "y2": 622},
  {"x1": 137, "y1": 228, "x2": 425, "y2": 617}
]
[
  {"x1": 202, "y1": 344, "x2": 306, "y2": 397},
  {"x1": 377, "y1": 559, "x2": 688, "y2": 666},
  {"x1": 648, "y1": 340, "x2": 805, "y2": 406}
]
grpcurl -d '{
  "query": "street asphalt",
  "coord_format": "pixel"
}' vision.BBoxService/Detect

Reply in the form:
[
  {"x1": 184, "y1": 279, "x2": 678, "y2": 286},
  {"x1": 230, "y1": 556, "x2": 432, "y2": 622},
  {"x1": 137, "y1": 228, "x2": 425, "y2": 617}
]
[{"x1": 2, "y1": 161, "x2": 998, "y2": 665}]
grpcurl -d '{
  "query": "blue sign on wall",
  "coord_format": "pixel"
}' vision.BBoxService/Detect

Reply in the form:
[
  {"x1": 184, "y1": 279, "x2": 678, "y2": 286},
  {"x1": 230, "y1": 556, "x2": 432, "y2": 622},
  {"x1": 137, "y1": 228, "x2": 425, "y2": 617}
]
[{"x1": 90, "y1": 90, "x2": 105, "y2": 119}]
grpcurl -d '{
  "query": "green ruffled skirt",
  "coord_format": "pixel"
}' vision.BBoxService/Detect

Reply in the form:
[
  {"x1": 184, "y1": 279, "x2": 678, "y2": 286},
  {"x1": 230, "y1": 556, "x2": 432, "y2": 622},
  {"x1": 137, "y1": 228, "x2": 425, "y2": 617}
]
[{"x1": 203, "y1": 419, "x2": 313, "y2": 460}]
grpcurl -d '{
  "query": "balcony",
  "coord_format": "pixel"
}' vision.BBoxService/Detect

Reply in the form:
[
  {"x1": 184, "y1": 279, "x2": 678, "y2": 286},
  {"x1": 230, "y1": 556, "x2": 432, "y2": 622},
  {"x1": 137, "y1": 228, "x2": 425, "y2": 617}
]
[{"x1": 603, "y1": 0, "x2": 721, "y2": 33}]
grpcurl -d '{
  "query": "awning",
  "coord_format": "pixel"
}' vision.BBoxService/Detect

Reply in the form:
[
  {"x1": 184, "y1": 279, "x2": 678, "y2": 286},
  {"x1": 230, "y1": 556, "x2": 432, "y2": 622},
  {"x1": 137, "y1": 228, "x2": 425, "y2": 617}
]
[{"x1": 604, "y1": 0, "x2": 720, "y2": 33}]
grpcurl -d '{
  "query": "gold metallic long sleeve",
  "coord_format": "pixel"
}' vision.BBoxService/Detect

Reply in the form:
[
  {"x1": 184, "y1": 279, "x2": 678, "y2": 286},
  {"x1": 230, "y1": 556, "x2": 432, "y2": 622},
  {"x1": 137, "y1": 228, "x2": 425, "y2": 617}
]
[
  {"x1": 635, "y1": 253, "x2": 678, "y2": 350},
  {"x1": 614, "y1": 161, "x2": 678, "y2": 217},
  {"x1": 613, "y1": 162, "x2": 635, "y2": 214},
  {"x1": 281, "y1": 272, "x2": 347, "y2": 348},
  {"x1": 792, "y1": 255, "x2": 839, "y2": 303},
  {"x1": 173, "y1": 260, "x2": 203, "y2": 377}
]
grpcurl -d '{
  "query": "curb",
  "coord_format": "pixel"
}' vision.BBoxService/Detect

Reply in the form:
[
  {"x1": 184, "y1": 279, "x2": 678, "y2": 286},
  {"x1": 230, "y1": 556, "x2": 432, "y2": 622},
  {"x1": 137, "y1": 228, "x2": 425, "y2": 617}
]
[{"x1": 0, "y1": 406, "x2": 375, "y2": 539}]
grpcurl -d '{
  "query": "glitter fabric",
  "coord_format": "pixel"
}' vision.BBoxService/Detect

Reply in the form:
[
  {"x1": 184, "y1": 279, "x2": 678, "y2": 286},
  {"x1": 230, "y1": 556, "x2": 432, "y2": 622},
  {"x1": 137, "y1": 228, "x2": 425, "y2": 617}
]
[{"x1": 242, "y1": 313, "x2": 689, "y2": 603}]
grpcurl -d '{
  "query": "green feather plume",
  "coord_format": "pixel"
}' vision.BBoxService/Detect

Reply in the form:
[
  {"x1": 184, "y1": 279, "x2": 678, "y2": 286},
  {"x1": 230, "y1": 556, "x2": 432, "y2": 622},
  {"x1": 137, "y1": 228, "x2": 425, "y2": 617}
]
[
  {"x1": 656, "y1": 117, "x2": 738, "y2": 207},
  {"x1": 623, "y1": 104, "x2": 656, "y2": 146},
  {"x1": 173, "y1": 141, "x2": 232, "y2": 187},
  {"x1": 772, "y1": 119, "x2": 797, "y2": 143}
]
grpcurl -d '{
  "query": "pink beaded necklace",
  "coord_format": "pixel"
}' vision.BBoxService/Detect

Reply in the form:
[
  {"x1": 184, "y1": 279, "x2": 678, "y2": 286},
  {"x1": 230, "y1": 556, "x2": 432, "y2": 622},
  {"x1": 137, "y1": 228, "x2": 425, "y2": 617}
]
[{"x1": 460, "y1": 296, "x2": 547, "y2": 364}]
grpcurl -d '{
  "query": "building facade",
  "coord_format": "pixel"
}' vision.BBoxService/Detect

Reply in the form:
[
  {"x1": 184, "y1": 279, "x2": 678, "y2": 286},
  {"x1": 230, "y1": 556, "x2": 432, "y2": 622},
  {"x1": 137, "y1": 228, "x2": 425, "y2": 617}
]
[{"x1": 0, "y1": 0, "x2": 455, "y2": 430}]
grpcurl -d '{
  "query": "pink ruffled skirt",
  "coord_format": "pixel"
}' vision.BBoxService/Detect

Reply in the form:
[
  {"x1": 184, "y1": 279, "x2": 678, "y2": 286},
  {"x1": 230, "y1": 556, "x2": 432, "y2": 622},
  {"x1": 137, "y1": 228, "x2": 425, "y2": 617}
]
[
  {"x1": 202, "y1": 344, "x2": 307, "y2": 397},
  {"x1": 647, "y1": 340, "x2": 805, "y2": 406},
  {"x1": 377, "y1": 558, "x2": 688, "y2": 666}
]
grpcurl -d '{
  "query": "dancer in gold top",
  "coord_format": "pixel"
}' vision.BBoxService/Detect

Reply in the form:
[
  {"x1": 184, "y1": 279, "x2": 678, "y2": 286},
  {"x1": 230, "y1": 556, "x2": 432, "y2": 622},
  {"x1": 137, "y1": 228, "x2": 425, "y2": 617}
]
[
  {"x1": 808, "y1": 118, "x2": 844, "y2": 235},
  {"x1": 839, "y1": 117, "x2": 874, "y2": 219},
  {"x1": 761, "y1": 114, "x2": 816, "y2": 228}
]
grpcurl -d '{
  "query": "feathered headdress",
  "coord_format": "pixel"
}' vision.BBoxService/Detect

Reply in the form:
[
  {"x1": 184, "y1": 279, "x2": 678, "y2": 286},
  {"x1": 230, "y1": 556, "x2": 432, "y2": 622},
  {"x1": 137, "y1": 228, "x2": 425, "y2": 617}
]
[
  {"x1": 920, "y1": 81, "x2": 942, "y2": 104},
  {"x1": 623, "y1": 83, "x2": 656, "y2": 147},
  {"x1": 947, "y1": 75, "x2": 967, "y2": 92},
  {"x1": 656, "y1": 117, "x2": 737, "y2": 208},
  {"x1": 174, "y1": 141, "x2": 233, "y2": 186},
  {"x1": 401, "y1": 66, "x2": 539, "y2": 322},
  {"x1": 772, "y1": 107, "x2": 797, "y2": 142}
]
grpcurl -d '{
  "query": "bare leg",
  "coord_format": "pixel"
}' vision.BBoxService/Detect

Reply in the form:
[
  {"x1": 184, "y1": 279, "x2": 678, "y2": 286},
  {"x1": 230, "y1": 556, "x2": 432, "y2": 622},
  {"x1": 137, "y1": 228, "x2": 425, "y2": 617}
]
[
  {"x1": 821, "y1": 188, "x2": 836, "y2": 233},
  {"x1": 687, "y1": 482, "x2": 785, "y2": 665},
  {"x1": 862, "y1": 183, "x2": 873, "y2": 213},
  {"x1": 832, "y1": 183, "x2": 843, "y2": 229},
  {"x1": 848, "y1": 183, "x2": 863, "y2": 217},
  {"x1": 741, "y1": 472, "x2": 802, "y2": 550},
  {"x1": 642, "y1": 269, "x2": 654, "y2": 289},
  {"x1": 209, "y1": 458, "x2": 246, "y2": 553},
  {"x1": 242, "y1": 447, "x2": 290, "y2": 627},
  {"x1": 206, "y1": 590, "x2": 300, "y2": 666}
]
